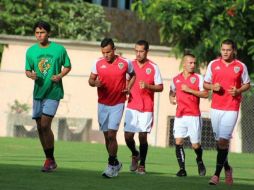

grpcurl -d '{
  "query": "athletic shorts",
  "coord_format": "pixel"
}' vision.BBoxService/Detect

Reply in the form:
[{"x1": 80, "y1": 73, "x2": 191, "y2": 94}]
[
  {"x1": 210, "y1": 108, "x2": 238, "y2": 140},
  {"x1": 173, "y1": 116, "x2": 202, "y2": 144},
  {"x1": 98, "y1": 103, "x2": 124, "y2": 132},
  {"x1": 124, "y1": 108, "x2": 153, "y2": 133},
  {"x1": 32, "y1": 99, "x2": 59, "y2": 119}
]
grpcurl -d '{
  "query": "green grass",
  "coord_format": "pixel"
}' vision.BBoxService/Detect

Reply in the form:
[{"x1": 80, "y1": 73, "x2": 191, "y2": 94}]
[{"x1": 0, "y1": 137, "x2": 253, "y2": 190}]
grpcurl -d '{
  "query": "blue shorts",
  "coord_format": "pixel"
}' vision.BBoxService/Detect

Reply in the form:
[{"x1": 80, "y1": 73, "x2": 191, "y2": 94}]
[
  {"x1": 98, "y1": 103, "x2": 124, "y2": 132},
  {"x1": 32, "y1": 99, "x2": 59, "y2": 119}
]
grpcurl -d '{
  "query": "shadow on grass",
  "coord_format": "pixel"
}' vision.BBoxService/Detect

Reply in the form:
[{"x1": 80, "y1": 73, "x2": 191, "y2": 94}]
[{"x1": 0, "y1": 164, "x2": 253, "y2": 190}]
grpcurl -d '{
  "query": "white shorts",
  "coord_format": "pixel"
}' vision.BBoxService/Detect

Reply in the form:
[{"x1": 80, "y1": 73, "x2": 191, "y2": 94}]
[
  {"x1": 32, "y1": 99, "x2": 59, "y2": 119},
  {"x1": 98, "y1": 103, "x2": 124, "y2": 132},
  {"x1": 173, "y1": 116, "x2": 202, "y2": 144},
  {"x1": 210, "y1": 109, "x2": 238, "y2": 140},
  {"x1": 124, "y1": 108, "x2": 153, "y2": 133}
]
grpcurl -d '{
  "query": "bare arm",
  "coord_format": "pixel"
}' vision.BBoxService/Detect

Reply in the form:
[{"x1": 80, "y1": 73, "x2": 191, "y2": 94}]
[
  {"x1": 203, "y1": 82, "x2": 221, "y2": 92},
  {"x1": 51, "y1": 67, "x2": 72, "y2": 82},
  {"x1": 228, "y1": 83, "x2": 251, "y2": 97},
  {"x1": 139, "y1": 81, "x2": 163, "y2": 92},
  {"x1": 88, "y1": 73, "x2": 102, "y2": 87},
  {"x1": 181, "y1": 84, "x2": 208, "y2": 98},
  {"x1": 169, "y1": 90, "x2": 176, "y2": 105},
  {"x1": 124, "y1": 75, "x2": 136, "y2": 94},
  {"x1": 25, "y1": 70, "x2": 37, "y2": 80}
]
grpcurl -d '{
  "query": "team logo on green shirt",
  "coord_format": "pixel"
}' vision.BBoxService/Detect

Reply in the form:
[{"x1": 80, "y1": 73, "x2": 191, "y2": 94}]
[{"x1": 38, "y1": 57, "x2": 51, "y2": 77}]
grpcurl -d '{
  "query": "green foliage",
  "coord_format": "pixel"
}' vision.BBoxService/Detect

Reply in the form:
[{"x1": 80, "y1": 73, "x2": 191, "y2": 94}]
[
  {"x1": 9, "y1": 99, "x2": 30, "y2": 114},
  {"x1": 0, "y1": 0, "x2": 110, "y2": 40},
  {"x1": 132, "y1": 0, "x2": 254, "y2": 75}
]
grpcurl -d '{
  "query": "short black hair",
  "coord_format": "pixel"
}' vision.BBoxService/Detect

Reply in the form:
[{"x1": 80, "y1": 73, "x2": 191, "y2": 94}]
[
  {"x1": 136, "y1": 40, "x2": 149, "y2": 51},
  {"x1": 183, "y1": 52, "x2": 196, "y2": 59},
  {"x1": 101, "y1": 38, "x2": 115, "y2": 49},
  {"x1": 33, "y1": 20, "x2": 51, "y2": 33},
  {"x1": 221, "y1": 39, "x2": 237, "y2": 50}
]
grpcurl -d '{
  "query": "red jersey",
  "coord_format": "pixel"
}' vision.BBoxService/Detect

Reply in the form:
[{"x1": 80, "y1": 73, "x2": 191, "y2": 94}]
[
  {"x1": 204, "y1": 58, "x2": 250, "y2": 111},
  {"x1": 127, "y1": 59, "x2": 163, "y2": 112},
  {"x1": 171, "y1": 73, "x2": 204, "y2": 117},
  {"x1": 91, "y1": 56, "x2": 134, "y2": 106}
]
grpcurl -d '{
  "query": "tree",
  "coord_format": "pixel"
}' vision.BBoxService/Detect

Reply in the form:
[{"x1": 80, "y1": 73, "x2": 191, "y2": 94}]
[
  {"x1": 132, "y1": 0, "x2": 254, "y2": 77},
  {"x1": 0, "y1": 0, "x2": 110, "y2": 41}
]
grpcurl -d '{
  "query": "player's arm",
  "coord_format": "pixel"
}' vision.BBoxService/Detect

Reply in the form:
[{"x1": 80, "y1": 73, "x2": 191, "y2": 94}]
[
  {"x1": 169, "y1": 90, "x2": 176, "y2": 105},
  {"x1": 52, "y1": 66, "x2": 71, "y2": 82},
  {"x1": 228, "y1": 83, "x2": 250, "y2": 97},
  {"x1": 142, "y1": 64, "x2": 163, "y2": 92},
  {"x1": 125, "y1": 74, "x2": 136, "y2": 93},
  {"x1": 25, "y1": 70, "x2": 37, "y2": 80},
  {"x1": 88, "y1": 72, "x2": 102, "y2": 87},
  {"x1": 203, "y1": 62, "x2": 221, "y2": 92},
  {"x1": 203, "y1": 82, "x2": 221, "y2": 92},
  {"x1": 182, "y1": 84, "x2": 208, "y2": 98},
  {"x1": 140, "y1": 81, "x2": 163, "y2": 92},
  {"x1": 228, "y1": 65, "x2": 251, "y2": 96}
]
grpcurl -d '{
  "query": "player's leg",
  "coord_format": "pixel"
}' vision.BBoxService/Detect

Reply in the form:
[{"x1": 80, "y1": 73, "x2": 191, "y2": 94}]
[
  {"x1": 135, "y1": 111, "x2": 152, "y2": 174},
  {"x1": 124, "y1": 108, "x2": 140, "y2": 171},
  {"x1": 125, "y1": 132, "x2": 139, "y2": 171},
  {"x1": 189, "y1": 116, "x2": 206, "y2": 176},
  {"x1": 102, "y1": 103, "x2": 124, "y2": 178},
  {"x1": 98, "y1": 103, "x2": 115, "y2": 178},
  {"x1": 137, "y1": 132, "x2": 148, "y2": 174},
  {"x1": 107, "y1": 129, "x2": 119, "y2": 165},
  {"x1": 35, "y1": 118, "x2": 45, "y2": 148},
  {"x1": 209, "y1": 109, "x2": 237, "y2": 185},
  {"x1": 33, "y1": 100, "x2": 45, "y2": 148},
  {"x1": 40, "y1": 99, "x2": 59, "y2": 172},
  {"x1": 103, "y1": 131, "x2": 109, "y2": 153},
  {"x1": 175, "y1": 138, "x2": 186, "y2": 176},
  {"x1": 174, "y1": 117, "x2": 187, "y2": 177},
  {"x1": 98, "y1": 103, "x2": 110, "y2": 153},
  {"x1": 192, "y1": 143, "x2": 206, "y2": 176},
  {"x1": 125, "y1": 132, "x2": 138, "y2": 157},
  {"x1": 41, "y1": 115, "x2": 55, "y2": 157}
]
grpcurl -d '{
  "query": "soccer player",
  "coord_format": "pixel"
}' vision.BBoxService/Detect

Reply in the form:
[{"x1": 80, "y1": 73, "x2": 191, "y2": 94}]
[
  {"x1": 124, "y1": 40, "x2": 163, "y2": 175},
  {"x1": 204, "y1": 39, "x2": 250, "y2": 185},
  {"x1": 25, "y1": 20, "x2": 71, "y2": 172},
  {"x1": 169, "y1": 53, "x2": 208, "y2": 177},
  {"x1": 88, "y1": 38, "x2": 135, "y2": 178}
]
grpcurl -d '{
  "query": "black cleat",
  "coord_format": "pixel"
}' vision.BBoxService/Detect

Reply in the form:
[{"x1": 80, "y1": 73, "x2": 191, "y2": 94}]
[
  {"x1": 197, "y1": 159, "x2": 206, "y2": 176},
  {"x1": 176, "y1": 169, "x2": 187, "y2": 177}
]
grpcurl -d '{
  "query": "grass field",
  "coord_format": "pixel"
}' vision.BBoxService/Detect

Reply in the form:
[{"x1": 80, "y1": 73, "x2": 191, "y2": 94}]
[{"x1": 0, "y1": 137, "x2": 253, "y2": 190}]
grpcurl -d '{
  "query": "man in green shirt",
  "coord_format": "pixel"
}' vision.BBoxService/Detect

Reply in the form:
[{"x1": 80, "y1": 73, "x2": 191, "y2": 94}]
[{"x1": 25, "y1": 20, "x2": 71, "y2": 172}]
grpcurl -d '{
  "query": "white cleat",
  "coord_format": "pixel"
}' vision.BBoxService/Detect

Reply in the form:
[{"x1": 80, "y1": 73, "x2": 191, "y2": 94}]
[{"x1": 102, "y1": 162, "x2": 122, "y2": 178}]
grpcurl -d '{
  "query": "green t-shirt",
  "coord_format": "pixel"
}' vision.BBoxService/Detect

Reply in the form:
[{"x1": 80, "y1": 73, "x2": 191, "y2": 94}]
[{"x1": 25, "y1": 42, "x2": 71, "y2": 100}]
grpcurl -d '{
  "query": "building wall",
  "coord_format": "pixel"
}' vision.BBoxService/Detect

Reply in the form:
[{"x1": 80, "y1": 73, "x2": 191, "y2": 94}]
[{"x1": 0, "y1": 35, "x2": 241, "y2": 152}]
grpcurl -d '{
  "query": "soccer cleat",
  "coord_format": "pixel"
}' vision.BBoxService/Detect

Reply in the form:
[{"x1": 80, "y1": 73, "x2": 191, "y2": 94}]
[
  {"x1": 176, "y1": 169, "x2": 187, "y2": 177},
  {"x1": 102, "y1": 164, "x2": 115, "y2": 178},
  {"x1": 102, "y1": 162, "x2": 122, "y2": 178},
  {"x1": 225, "y1": 167, "x2": 233, "y2": 185},
  {"x1": 136, "y1": 165, "x2": 146, "y2": 175},
  {"x1": 130, "y1": 154, "x2": 140, "y2": 172},
  {"x1": 114, "y1": 162, "x2": 123, "y2": 176},
  {"x1": 196, "y1": 160, "x2": 206, "y2": 176},
  {"x1": 41, "y1": 158, "x2": 57, "y2": 172},
  {"x1": 209, "y1": 175, "x2": 219, "y2": 185}
]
